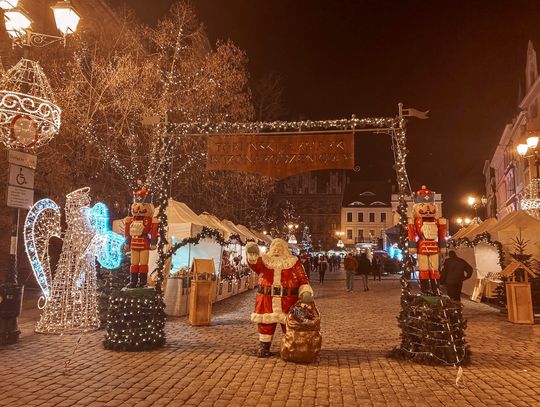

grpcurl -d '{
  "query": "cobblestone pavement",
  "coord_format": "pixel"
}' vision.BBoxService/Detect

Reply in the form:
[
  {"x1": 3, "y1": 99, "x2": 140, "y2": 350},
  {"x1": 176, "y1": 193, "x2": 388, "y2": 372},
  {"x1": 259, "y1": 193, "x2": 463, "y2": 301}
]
[{"x1": 1, "y1": 273, "x2": 540, "y2": 407}]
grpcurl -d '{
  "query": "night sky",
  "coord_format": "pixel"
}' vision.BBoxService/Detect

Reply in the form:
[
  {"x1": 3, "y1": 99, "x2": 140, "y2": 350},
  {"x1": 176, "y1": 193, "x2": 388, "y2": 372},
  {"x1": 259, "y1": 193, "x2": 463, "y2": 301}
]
[{"x1": 114, "y1": 0, "x2": 540, "y2": 226}]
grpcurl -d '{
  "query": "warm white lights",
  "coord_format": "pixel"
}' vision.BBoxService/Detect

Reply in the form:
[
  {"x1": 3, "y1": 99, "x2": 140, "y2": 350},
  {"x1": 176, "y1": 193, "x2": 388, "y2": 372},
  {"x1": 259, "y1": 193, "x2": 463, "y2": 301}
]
[
  {"x1": 527, "y1": 135, "x2": 539, "y2": 149},
  {"x1": 3, "y1": 9, "x2": 31, "y2": 38},
  {"x1": 467, "y1": 196, "x2": 476, "y2": 207},
  {"x1": 517, "y1": 143, "x2": 529, "y2": 157},
  {"x1": 0, "y1": 0, "x2": 18, "y2": 11},
  {"x1": 51, "y1": 0, "x2": 80, "y2": 35}
]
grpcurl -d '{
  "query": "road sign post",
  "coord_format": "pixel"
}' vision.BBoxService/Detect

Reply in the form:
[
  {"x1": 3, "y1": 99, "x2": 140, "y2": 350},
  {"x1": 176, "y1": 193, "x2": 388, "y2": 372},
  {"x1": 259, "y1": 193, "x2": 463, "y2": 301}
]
[{"x1": 1, "y1": 150, "x2": 36, "y2": 345}]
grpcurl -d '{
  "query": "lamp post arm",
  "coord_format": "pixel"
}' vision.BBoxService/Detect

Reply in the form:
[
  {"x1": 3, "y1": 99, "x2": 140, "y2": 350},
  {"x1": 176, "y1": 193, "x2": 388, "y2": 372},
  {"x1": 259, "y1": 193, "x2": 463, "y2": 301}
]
[{"x1": 14, "y1": 29, "x2": 66, "y2": 49}]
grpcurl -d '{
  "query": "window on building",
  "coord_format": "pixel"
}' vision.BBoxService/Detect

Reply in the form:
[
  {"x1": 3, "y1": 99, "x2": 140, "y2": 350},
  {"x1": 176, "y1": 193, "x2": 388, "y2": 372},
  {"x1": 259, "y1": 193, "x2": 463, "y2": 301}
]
[
  {"x1": 380, "y1": 213, "x2": 386, "y2": 223},
  {"x1": 358, "y1": 229, "x2": 364, "y2": 240},
  {"x1": 358, "y1": 212, "x2": 364, "y2": 222},
  {"x1": 369, "y1": 229, "x2": 375, "y2": 239},
  {"x1": 347, "y1": 212, "x2": 352, "y2": 222},
  {"x1": 369, "y1": 212, "x2": 375, "y2": 222},
  {"x1": 347, "y1": 229, "x2": 353, "y2": 239}
]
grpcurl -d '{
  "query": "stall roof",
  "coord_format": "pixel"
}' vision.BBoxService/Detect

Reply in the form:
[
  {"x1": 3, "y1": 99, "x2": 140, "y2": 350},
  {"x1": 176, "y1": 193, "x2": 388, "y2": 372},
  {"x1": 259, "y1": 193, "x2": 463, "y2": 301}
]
[
  {"x1": 452, "y1": 220, "x2": 481, "y2": 240},
  {"x1": 163, "y1": 199, "x2": 207, "y2": 227},
  {"x1": 235, "y1": 224, "x2": 263, "y2": 242},
  {"x1": 489, "y1": 210, "x2": 540, "y2": 233},
  {"x1": 221, "y1": 219, "x2": 250, "y2": 241},
  {"x1": 462, "y1": 217, "x2": 498, "y2": 239},
  {"x1": 199, "y1": 212, "x2": 228, "y2": 237}
]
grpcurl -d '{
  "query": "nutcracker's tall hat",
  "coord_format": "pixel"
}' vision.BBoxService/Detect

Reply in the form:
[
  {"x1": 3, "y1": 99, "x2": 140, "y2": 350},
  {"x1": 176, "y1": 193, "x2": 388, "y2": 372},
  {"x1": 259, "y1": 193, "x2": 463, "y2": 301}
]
[
  {"x1": 413, "y1": 185, "x2": 435, "y2": 203},
  {"x1": 133, "y1": 187, "x2": 153, "y2": 204}
]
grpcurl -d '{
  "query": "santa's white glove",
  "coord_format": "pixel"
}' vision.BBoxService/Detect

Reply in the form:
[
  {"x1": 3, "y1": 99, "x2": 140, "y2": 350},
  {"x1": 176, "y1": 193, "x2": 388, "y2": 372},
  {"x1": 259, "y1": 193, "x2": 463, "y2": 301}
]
[
  {"x1": 245, "y1": 242, "x2": 260, "y2": 264},
  {"x1": 299, "y1": 291, "x2": 314, "y2": 304}
]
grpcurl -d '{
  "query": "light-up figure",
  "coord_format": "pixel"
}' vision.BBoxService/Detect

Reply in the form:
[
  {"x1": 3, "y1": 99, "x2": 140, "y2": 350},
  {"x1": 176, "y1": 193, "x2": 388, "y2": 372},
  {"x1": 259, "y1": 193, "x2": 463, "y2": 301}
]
[{"x1": 24, "y1": 187, "x2": 124, "y2": 334}]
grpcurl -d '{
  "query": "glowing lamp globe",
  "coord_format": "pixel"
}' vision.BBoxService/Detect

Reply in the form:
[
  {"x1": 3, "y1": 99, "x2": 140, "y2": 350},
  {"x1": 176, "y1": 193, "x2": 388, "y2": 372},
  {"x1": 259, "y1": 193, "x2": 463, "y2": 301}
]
[
  {"x1": 467, "y1": 196, "x2": 476, "y2": 207},
  {"x1": 517, "y1": 143, "x2": 529, "y2": 157},
  {"x1": 0, "y1": 0, "x2": 19, "y2": 10},
  {"x1": 51, "y1": 0, "x2": 80, "y2": 35},
  {"x1": 527, "y1": 135, "x2": 539, "y2": 149},
  {"x1": 3, "y1": 9, "x2": 32, "y2": 38}
]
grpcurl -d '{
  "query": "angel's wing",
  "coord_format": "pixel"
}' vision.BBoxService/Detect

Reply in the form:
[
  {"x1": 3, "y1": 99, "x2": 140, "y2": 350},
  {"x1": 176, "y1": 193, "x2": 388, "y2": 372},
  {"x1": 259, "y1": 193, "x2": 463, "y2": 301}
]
[{"x1": 24, "y1": 199, "x2": 62, "y2": 298}]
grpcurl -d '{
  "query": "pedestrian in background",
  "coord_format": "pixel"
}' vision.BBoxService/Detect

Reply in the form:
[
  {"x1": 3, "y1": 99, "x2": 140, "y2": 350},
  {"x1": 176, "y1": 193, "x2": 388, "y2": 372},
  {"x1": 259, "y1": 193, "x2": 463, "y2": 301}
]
[
  {"x1": 440, "y1": 250, "x2": 473, "y2": 302},
  {"x1": 319, "y1": 255, "x2": 328, "y2": 284},
  {"x1": 344, "y1": 253, "x2": 358, "y2": 292},
  {"x1": 357, "y1": 252, "x2": 371, "y2": 291},
  {"x1": 372, "y1": 257, "x2": 382, "y2": 281}
]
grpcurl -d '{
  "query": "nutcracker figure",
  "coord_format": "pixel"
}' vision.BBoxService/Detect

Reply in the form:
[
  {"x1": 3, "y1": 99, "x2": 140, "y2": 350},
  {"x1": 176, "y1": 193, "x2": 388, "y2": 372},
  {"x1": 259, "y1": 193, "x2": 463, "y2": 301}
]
[
  {"x1": 407, "y1": 185, "x2": 447, "y2": 294},
  {"x1": 124, "y1": 188, "x2": 159, "y2": 288},
  {"x1": 246, "y1": 238, "x2": 314, "y2": 358}
]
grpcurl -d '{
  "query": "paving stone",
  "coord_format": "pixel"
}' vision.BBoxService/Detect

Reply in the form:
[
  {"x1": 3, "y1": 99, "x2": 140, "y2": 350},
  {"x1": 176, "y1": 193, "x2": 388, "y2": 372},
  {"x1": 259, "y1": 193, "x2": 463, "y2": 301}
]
[{"x1": 1, "y1": 275, "x2": 539, "y2": 406}]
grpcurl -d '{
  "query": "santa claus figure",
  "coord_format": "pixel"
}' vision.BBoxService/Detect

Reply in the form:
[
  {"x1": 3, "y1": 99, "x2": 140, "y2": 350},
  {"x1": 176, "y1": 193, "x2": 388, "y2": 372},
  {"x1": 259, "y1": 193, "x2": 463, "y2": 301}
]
[
  {"x1": 246, "y1": 238, "x2": 314, "y2": 357},
  {"x1": 124, "y1": 188, "x2": 159, "y2": 288},
  {"x1": 408, "y1": 185, "x2": 447, "y2": 294}
]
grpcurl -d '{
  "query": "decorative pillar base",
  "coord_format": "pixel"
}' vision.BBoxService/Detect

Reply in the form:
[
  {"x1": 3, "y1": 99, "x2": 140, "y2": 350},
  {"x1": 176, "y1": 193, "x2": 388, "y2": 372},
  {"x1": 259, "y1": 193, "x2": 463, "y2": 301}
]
[
  {"x1": 390, "y1": 294, "x2": 470, "y2": 366},
  {"x1": 103, "y1": 287, "x2": 166, "y2": 351}
]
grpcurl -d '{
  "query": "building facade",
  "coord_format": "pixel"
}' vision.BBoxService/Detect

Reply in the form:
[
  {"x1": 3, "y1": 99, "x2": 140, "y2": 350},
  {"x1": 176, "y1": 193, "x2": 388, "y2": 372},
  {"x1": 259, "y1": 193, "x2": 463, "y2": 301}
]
[
  {"x1": 273, "y1": 170, "x2": 347, "y2": 251},
  {"x1": 485, "y1": 41, "x2": 540, "y2": 220},
  {"x1": 340, "y1": 182, "x2": 393, "y2": 249}
]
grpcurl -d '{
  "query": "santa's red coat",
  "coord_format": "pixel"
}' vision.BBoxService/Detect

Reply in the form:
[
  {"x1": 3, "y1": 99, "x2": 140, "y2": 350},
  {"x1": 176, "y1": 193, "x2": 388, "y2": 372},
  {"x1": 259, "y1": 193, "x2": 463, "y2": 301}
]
[{"x1": 248, "y1": 255, "x2": 312, "y2": 324}]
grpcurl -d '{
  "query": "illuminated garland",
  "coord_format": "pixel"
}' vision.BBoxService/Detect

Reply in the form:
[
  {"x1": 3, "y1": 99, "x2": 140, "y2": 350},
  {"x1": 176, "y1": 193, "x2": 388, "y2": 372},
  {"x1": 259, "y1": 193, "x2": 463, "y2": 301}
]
[
  {"x1": 152, "y1": 226, "x2": 260, "y2": 278},
  {"x1": 449, "y1": 232, "x2": 505, "y2": 267}
]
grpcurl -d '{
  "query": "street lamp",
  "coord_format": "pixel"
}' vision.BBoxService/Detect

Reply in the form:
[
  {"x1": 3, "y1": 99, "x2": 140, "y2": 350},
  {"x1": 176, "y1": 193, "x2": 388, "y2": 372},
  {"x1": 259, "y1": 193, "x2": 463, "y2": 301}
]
[
  {"x1": 467, "y1": 195, "x2": 487, "y2": 222},
  {"x1": 517, "y1": 133, "x2": 540, "y2": 180},
  {"x1": 335, "y1": 230, "x2": 345, "y2": 248},
  {"x1": 2, "y1": 0, "x2": 80, "y2": 47}
]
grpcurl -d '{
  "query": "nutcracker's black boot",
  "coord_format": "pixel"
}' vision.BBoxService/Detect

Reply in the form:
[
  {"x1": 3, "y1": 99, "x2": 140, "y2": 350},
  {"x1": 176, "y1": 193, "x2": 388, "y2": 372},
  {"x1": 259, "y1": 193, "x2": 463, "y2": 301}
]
[
  {"x1": 127, "y1": 272, "x2": 138, "y2": 289},
  {"x1": 138, "y1": 272, "x2": 148, "y2": 288},
  {"x1": 420, "y1": 279, "x2": 432, "y2": 295},
  {"x1": 257, "y1": 341, "x2": 272, "y2": 358}
]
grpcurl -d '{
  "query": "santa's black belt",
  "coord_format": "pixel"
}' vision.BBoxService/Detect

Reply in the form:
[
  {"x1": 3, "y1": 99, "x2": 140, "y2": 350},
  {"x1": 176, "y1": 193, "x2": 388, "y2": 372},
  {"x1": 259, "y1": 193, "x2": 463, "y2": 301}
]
[{"x1": 257, "y1": 286, "x2": 299, "y2": 296}]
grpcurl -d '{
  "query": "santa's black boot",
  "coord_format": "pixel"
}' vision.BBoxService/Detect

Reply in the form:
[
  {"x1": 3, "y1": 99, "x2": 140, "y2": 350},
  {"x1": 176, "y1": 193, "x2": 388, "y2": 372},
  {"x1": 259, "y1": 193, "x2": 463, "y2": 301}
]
[
  {"x1": 257, "y1": 341, "x2": 271, "y2": 358},
  {"x1": 127, "y1": 272, "x2": 138, "y2": 289}
]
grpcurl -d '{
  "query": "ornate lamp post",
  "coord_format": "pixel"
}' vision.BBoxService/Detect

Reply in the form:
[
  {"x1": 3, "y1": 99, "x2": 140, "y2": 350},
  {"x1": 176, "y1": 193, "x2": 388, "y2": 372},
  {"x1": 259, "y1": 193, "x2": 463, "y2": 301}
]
[
  {"x1": 0, "y1": 1, "x2": 79, "y2": 345},
  {"x1": 2, "y1": 0, "x2": 80, "y2": 48},
  {"x1": 335, "y1": 230, "x2": 345, "y2": 249},
  {"x1": 287, "y1": 223, "x2": 298, "y2": 245},
  {"x1": 467, "y1": 195, "x2": 487, "y2": 222}
]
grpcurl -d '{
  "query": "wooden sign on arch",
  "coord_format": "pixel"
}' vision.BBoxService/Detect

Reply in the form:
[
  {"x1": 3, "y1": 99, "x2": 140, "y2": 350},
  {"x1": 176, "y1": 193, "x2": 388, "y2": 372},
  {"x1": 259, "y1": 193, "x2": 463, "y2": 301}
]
[{"x1": 206, "y1": 131, "x2": 354, "y2": 179}]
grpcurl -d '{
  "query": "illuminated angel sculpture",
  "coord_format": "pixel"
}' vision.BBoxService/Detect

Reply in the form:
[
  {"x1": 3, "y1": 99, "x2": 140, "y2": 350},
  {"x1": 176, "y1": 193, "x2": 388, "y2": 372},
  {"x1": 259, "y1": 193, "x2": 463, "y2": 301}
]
[{"x1": 24, "y1": 187, "x2": 124, "y2": 334}]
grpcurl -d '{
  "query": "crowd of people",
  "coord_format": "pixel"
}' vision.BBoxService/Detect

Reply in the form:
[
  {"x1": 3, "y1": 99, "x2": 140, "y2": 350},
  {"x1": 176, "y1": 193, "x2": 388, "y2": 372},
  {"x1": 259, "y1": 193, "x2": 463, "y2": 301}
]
[{"x1": 299, "y1": 251, "x2": 402, "y2": 292}]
